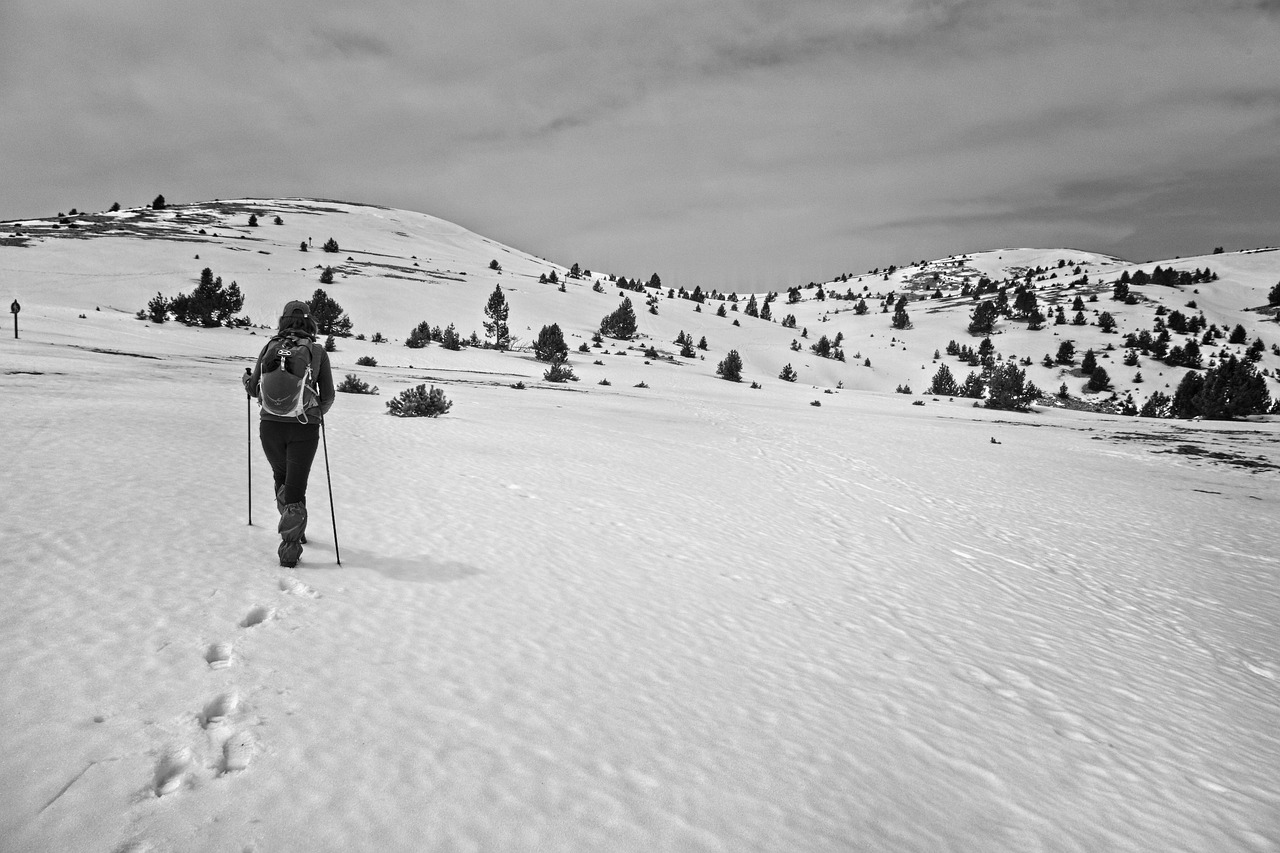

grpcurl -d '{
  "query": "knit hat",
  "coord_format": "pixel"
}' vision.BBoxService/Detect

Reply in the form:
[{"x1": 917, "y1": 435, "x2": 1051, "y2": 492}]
[{"x1": 278, "y1": 300, "x2": 318, "y2": 337}]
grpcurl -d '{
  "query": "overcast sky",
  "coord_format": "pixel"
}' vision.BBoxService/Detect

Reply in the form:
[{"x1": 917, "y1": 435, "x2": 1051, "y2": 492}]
[{"x1": 2, "y1": 1, "x2": 1278, "y2": 288}]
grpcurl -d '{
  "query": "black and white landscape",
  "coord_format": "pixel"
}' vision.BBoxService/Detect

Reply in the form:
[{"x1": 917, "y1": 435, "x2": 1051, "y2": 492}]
[{"x1": 2, "y1": 197, "x2": 1278, "y2": 852}]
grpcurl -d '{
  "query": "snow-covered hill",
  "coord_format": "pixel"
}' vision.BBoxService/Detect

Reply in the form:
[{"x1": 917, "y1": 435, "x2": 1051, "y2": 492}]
[
  {"x1": 2, "y1": 199, "x2": 1279, "y2": 853},
  {"x1": 4, "y1": 199, "x2": 1278, "y2": 413}
]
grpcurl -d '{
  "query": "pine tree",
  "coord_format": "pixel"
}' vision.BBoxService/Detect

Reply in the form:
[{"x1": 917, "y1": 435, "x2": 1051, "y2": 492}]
[
  {"x1": 483, "y1": 284, "x2": 510, "y2": 350},
  {"x1": 1081, "y1": 349, "x2": 1097, "y2": 374},
  {"x1": 533, "y1": 323, "x2": 568, "y2": 362},
  {"x1": 891, "y1": 300, "x2": 912, "y2": 330},
  {"x1": 986, "y1": 363, "x2": 1037, "y2": 410},
  {"x1": 406, "y1": 321, "x2": 431, "y2": 349},
  {"x1": 146, "y1": 292, "x2": 168, "y2": 324},
  {"x1": 441, "y1": 323, "x2": 462, "y2": 351},
  {"x1": 320, "y1": 266, "x2": 334, "y2": 284},
  {"x1": 599, "y1": 297, "x2": 637, "y2": 339},
  {"x1": 322, "y1": 237, "x2": 340, "y2": 253},
  {"x1": 1139, "y1": 391, "x2": 1171, "y2": 418},
  {"x1": 309, "y1": 288, "x2": 352, "y2": 336},
  {"x1": 927, "y1": 363, "x2": 959, "y2": 396},
  {"x1": 151, "y1": 194, "x2": 166, "y2": 210},
  {"x1": 779, "y1": 363, "x2": 798, "y2": 382},
  {"x1": 959, "y1": 371, "x2": 985, "y2": 399},
  {"x1": 717, "y1": 350, "x2": 743, "y2": 382},
  {"x1": 969, "y1": 300, "x2": 997, "y2": 335}
]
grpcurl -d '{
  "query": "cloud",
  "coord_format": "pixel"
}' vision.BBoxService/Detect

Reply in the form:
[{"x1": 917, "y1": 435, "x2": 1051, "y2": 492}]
[
  {"x1": 307, "y1": 25, "x2": 393, "y2": 60},
  {"x1": 1, "y1": 0, "x2": 1279, "y2": 286}
]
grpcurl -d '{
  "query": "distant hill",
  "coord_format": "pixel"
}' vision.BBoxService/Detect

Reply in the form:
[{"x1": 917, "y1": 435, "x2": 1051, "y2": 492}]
[{"x1": 4, "y1": 197, "x2": 1278, "y2": 416}]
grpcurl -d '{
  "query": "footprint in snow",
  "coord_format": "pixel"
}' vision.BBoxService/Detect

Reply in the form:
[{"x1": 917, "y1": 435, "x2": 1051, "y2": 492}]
[
  {"x1": 152, "y1": 746, "x2": 192, "y2": 797},
  {"x1": 204, "y1": 642, "x2": 233, "y2": 669},
  {"x1": 220, "y1": 731, "x2": 258, "y2": 774},
  {"x1": 201, "y1": 692, "x2": 239, "y2": 729},
  {"x1": 278, "y1": 577, "x2": 319, "y2": 598},
  {"x1": 240, "y1": 605, "x2": 274, "y2": 628}
]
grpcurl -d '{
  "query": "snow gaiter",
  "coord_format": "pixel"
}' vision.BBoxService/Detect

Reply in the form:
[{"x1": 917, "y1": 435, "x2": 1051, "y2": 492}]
[{"x1": 278, "y1": 502, "x2": 307, "y2": 568}]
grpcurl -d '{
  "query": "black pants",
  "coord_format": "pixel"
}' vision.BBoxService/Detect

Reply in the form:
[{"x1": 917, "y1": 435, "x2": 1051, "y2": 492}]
[{"x1": 259, "y1": 420, "x2": 320, "y2": 505}]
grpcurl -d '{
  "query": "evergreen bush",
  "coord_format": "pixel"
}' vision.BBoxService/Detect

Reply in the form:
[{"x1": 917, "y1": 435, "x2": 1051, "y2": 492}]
[
  {"x1": 405, "y1": 321, "x2": 431, "y2": 349},
  {"x1": 337, "y1": 374, "x2": 379, "y2": 395},
  {"x1": 543, "y1": 359, "x2": 578, "y2": 382},
  {"x1": 386, "y1": 384, "x2": 452, "y2": 417}
]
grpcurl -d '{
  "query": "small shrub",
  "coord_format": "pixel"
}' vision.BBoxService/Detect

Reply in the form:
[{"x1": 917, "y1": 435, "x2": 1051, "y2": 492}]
[
  {"x1": 337, "y1": 373, "x2": 379, "y2": 395},
  {"x1": 634, "y1": 381, "x2": 649, "y2": 388},
  {"x1": 386, "y1": 384, "x2": 452, "y2": 418},
  {"x1": 544, "y1": 360, "x2": 578, "y2": 382},
  {"x1": 356, "y1": 355, "x2": 377, "y2": 367},
  {"x1": 598, "y1": 378, "x2": 611, "y2": 386},
  {"x1": 510, "y1": 381, "x2": 526, "y2": 390}
]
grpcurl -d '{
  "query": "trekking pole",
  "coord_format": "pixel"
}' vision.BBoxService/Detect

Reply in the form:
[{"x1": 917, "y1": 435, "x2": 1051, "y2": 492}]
[
  {"x1": 320, "y1": 418, "x2": 341, "y2": 565},
  {"x1": 245, "y1": 369, "x2": 253, "y2": 526}
]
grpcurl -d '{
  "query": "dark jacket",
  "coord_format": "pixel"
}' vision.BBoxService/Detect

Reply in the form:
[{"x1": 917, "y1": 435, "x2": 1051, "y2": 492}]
[{"x1": 244, "y1": 332, "x2": 335, "y2": 424}]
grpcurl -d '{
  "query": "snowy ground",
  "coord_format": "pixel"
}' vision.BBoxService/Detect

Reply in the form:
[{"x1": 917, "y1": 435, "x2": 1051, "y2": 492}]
[{"x1": 3, "y1": 304, "x2": 1279, "y2": 853}]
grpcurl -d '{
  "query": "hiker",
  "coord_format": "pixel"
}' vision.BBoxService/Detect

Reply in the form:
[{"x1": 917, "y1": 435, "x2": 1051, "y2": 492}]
[{"x1": 243, "y1": 300, "x2": 335, "y2": 568}]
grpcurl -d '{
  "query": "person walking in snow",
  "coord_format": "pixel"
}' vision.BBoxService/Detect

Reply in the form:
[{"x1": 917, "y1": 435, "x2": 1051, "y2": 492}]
[{"x1": 243, "y1": 300, "x2": 335, "y2": 568}]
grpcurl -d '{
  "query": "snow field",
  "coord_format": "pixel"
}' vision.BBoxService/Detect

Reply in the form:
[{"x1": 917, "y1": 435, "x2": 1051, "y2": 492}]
[{"x1": 2, "y1": 304, "x2": 1278, "y2": 852}]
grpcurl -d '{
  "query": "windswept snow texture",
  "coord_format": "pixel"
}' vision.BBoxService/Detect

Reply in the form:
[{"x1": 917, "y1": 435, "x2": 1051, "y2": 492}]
[{"x1": 1, "y1": 200, "x2": 1278, "y2": 852}]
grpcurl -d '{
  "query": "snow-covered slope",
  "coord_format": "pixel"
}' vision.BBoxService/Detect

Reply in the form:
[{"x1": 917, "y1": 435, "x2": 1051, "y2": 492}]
[
  {"x1": 5, "y1": 199, "x2": 1278, "y2": 411},
  {"x1": 2, "y1": 199, "x2": 1279, "y2": 852}
]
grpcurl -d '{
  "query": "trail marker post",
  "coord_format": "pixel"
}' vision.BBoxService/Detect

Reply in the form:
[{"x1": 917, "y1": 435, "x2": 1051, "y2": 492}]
[{"x1": 10, "y1": 300, "x2": 19, "y2": 339}]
